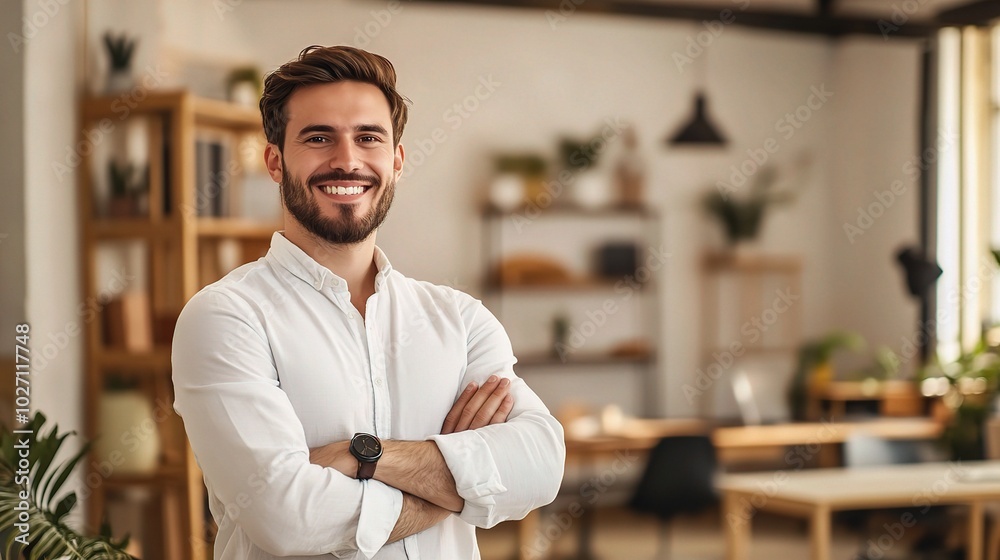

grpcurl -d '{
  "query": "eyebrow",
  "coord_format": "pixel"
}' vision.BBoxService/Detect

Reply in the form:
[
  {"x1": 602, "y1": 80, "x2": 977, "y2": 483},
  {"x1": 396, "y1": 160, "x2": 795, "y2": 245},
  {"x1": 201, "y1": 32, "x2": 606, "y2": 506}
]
[{"x1": 296, "y1": 124, "x2": 390, "y2": 138}]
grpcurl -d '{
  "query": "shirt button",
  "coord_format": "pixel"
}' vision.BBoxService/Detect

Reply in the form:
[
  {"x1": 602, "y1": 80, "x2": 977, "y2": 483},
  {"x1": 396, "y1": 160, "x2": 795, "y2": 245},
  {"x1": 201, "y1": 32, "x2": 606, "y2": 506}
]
[{"x1": 374, "y1": 378, "x2": 383, "y2": 387}]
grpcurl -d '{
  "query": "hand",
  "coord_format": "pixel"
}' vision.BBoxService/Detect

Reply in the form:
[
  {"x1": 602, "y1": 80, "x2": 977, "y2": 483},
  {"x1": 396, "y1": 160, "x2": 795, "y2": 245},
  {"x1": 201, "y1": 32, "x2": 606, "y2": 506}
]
[
  {"x1": 309, "y1": 440, "x2": 356, "y2": 478},
  {"x1": 440, "y1": 374, "x2": 514, "y2": 435}
]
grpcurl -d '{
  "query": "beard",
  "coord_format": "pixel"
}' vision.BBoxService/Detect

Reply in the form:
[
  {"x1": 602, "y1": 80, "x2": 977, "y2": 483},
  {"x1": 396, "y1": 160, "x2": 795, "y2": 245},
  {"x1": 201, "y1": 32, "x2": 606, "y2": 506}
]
[{"x1": 279, "y1": 158, "x2": 395, "y2": 245}]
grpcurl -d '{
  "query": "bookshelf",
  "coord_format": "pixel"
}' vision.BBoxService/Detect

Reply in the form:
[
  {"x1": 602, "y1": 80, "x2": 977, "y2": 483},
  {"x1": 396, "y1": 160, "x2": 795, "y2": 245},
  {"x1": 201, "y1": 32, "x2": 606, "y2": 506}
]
[{"x1": 78, "y1": 90, "x2": 278, "y2": 560}]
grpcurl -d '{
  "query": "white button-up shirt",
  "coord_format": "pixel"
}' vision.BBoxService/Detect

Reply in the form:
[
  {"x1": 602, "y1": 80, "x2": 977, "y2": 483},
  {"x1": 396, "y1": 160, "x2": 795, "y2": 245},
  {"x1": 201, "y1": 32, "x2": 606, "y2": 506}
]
[{"x1": 172, "y1": 232, "x2": 565, "y2": 560}]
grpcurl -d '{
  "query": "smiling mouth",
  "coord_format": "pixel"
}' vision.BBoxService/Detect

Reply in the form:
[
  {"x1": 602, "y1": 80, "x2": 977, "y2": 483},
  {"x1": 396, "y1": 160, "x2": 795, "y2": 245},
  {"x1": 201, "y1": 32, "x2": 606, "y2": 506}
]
[{"x1": 316, "y1": 184, "x2": 373, "y2": 196}]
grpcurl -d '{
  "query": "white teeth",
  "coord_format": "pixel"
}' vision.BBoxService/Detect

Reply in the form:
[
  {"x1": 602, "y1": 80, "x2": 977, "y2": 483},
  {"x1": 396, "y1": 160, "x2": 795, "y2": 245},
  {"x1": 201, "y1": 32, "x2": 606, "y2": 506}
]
[{"x1": 322, "y1": 185, "x2": 365, "y2": 195}]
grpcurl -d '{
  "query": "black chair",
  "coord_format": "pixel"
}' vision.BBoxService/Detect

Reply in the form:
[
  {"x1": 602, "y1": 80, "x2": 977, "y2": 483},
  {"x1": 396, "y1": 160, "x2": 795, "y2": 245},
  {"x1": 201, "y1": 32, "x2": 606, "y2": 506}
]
[{"x1": 628, "y1": 435, "x2": 719, "y2": 560}]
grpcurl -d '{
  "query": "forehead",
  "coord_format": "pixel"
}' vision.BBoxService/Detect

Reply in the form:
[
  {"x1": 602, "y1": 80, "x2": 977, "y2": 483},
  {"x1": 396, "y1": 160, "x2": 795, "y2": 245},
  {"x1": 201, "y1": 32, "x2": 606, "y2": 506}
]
[{"x1": 284, "y1": 81, "x2": 392, "y2": 129}]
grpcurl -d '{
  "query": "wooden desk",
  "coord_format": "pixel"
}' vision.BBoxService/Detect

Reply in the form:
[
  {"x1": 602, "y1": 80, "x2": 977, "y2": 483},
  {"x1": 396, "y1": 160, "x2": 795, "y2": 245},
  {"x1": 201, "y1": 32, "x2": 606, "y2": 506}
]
[{"x1": 718, "y1": 462, "x2": 1000, "y2": 560}]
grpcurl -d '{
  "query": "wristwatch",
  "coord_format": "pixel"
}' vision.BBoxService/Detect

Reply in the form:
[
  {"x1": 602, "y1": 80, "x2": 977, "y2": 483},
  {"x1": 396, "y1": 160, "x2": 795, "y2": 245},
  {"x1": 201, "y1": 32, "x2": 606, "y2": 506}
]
[{"x1": 350, "y1": 433, "x2": 382, "y2": 480}]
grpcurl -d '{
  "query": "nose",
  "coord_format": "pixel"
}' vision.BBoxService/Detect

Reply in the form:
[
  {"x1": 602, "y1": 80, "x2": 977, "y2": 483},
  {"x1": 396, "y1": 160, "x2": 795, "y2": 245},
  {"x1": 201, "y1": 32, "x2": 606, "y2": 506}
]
[{"x1": 328, "y1": 139, "x2": 362, "y2": 173}]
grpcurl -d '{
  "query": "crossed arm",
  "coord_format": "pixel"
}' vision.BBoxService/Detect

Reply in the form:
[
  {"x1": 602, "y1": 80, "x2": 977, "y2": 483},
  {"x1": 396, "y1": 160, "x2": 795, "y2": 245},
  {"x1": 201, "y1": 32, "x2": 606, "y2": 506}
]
[{"x1": 309, "y1": 375, "x2": 515, "y2": 543}]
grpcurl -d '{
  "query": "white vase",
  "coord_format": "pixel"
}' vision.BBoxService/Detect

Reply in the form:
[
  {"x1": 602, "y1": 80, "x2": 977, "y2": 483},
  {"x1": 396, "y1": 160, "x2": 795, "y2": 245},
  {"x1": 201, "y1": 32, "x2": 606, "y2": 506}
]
[
  {"x1": 572, "y1": 169, "x2": 611, "y2": 210},
  {"x1": 489, "y1": 173, "x2": 526, "y2": 212},
  {"x1": 106, "y1": 70, "x2": 134, "y2": 94},
  {"x1": 96, "y1": 391, "x2": 161, "y2": 474}
]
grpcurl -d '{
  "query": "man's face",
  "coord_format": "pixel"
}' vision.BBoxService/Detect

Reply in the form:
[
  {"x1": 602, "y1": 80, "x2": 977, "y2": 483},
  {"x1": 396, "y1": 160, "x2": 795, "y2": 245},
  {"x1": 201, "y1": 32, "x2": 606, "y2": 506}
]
[{"x1": 265, "y1": 81, "x2": 404, "y2": 245}]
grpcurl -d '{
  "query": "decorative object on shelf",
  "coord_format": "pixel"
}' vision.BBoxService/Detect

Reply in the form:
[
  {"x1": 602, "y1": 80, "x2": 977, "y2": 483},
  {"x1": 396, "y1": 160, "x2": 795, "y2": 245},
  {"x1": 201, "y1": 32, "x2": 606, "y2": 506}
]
[
  {"x1": 103, "y1": 31, "x2": 138, "y2": 94},
  {"x1": 227, "y1": 66, "x2": 263, "y2": 108},
  {"x1": 560, "y1": 135, "x2": 610, "y2": 209},
  {"x1": 701, "y1": 166, "x2": 798, "y2": 248},
  {"x1": 609, "y1": 338, "x2": 652, "y2": 359},
  {"x1": 494, "y1": 253, "x2": 572, "y2": 287},
  {"x1": 490, "y1": 153, "x2": 547, "y2": 210},
  {"x1": 595, "y1": 242, "x2": 639, "y2": 280},
  {"x1": 103, "y1": 291, "x2": 154, "y2": 353},
  {"x1": 96, "y1": 378, "x2": 162, "y2": 474},
  {"x1": 786, "y1": 330, "x2": 866, "y2": 421},
  {"x1": 0, "y1": 411, "x2": 135, "y2": 559},
  {"x1": 615, "y1": 125, "x2": 645, "y2": 207},
  {"x1": 107, "y1": 159, "x2": 149, "y2": 218},
  {"x1": 551, "y1": 313, "x2": 569, "y2": 358}
]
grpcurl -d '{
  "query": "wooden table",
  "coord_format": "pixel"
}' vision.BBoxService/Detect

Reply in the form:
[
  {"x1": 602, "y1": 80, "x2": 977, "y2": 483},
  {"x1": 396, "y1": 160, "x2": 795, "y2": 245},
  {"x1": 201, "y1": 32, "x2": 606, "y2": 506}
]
[
  {"x1": 519, "y1": 417, "x2": 943, "y2": 560},
  {"x1": 718, "y1": 461, "x2": 1000, "y2": 560}
]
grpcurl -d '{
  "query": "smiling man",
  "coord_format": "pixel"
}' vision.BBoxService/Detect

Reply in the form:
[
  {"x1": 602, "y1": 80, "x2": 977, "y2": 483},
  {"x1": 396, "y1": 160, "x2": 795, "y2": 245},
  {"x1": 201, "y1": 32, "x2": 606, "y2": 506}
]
[{"x1": 171, "y1": 46, "x2": 565, "y2": 559}]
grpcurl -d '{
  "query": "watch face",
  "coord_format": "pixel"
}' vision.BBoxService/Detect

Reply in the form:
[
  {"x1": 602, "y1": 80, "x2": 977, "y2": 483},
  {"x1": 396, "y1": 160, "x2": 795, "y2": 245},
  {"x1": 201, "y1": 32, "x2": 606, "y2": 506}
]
[{"x1": 352, "y1": 434, "x2": 382, "y2": 460}]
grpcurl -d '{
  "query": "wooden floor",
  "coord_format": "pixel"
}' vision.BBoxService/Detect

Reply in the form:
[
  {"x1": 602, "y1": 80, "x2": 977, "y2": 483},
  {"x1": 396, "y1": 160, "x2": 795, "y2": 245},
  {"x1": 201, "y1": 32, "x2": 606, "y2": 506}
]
[{"x1": 478, "y1": 506, "x2": 928, "y2": 560}]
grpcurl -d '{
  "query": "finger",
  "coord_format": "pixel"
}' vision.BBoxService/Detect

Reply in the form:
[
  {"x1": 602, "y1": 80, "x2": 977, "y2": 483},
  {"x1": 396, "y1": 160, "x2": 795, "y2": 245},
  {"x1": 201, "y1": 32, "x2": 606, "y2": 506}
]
[
  {"x1": 441, "y1": 382, "x2": 478, "y2": 434},
  {"x1": 455, "y1": 375, "x2": 503, "y2": 432},
  {"x1": 469, "y1": 378, "x2": 511, "y2": 430},
  {"x1": 489, "y1": 395, "x2": 514, "y2": 425}
]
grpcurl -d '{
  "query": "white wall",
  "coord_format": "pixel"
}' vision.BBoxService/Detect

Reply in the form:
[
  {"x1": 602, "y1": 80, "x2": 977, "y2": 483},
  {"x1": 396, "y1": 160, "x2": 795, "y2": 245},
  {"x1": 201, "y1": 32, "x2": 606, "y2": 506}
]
[{"x1": 72, "y1": 0, "x2": 926, "y2": 423}]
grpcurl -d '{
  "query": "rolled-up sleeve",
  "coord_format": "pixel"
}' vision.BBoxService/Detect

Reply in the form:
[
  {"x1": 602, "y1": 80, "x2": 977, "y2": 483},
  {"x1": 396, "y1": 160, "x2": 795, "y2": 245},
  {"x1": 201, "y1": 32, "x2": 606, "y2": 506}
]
[
  {"x1": 172, "y1": 288, "x2": 402, "y2": 557},
  {"x1": 428, "y1": 296, "x2": 566, "y2": 528}
]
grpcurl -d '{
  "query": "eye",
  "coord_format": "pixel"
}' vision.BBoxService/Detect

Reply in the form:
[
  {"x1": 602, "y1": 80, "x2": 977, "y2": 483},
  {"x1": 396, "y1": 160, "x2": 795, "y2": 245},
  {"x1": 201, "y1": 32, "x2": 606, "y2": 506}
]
[
  {"x1": 358, "y1": 135, "x2": 382, "y2": 144},
  {"x1": 305, "y1": 136, "x2": 329, "y2": 144}
]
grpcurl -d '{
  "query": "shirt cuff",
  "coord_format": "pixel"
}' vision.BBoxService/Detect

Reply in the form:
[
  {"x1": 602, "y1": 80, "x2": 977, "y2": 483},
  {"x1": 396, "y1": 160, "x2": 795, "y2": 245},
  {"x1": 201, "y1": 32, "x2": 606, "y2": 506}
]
[
  {"x1": 356, "y1": 479, "x2": 403, "y2": 558},
  {"x1": 428, "y1": 430, "x2": 507, "y2": 525}
]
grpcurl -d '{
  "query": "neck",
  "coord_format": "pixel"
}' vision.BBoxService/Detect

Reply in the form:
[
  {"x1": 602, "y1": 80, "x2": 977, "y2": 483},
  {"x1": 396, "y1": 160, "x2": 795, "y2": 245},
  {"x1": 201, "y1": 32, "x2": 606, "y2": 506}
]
[{"x1": 282, "y1": 219, "x2": 378, "y2": 299}]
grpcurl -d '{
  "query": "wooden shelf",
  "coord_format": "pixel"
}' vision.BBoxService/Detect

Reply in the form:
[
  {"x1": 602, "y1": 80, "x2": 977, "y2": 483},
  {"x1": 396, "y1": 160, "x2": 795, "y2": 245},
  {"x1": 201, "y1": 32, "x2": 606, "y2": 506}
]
[
  {"x1": 96, "y1": 348, "x2": 172, "y2": 372},
  {"x1": 80, "y1": 89, "x2": 270, "y2": 560},
  {"x1": 488, "y1": 277, "x2": 650, "y2": 293},
  {"x1": 103, "y1": 465, "x2": 187, "y2": 488},
  {"x1": 702, "y1": 251, "x2": 803, "y2": 272},
  {"x1": 82, "y1": 90, "x2": 261, "y2": 131},
  {"x1": 196, "y1": 218, "x2": 279, "y2": 239},
  {"x1": 484, "y1": 203, "x2": 657, "y2": 218},
  {"x1": 517, "y1": 352, "x2": 655, "y2": 367}
]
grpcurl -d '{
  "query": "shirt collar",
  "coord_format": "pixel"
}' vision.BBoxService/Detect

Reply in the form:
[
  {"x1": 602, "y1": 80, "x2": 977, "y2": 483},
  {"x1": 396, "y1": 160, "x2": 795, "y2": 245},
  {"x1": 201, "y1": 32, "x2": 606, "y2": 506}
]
[{"x1": 265, "y1": 232, "x2": 394, "y2": 292}]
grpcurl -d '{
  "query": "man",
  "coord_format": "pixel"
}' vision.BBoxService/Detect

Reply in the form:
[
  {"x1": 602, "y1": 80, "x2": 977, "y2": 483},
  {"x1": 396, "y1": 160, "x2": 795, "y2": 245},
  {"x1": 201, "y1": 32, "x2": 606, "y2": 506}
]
[{"x1": 171, "y1": 45, "x2": 565, "y2": 560}]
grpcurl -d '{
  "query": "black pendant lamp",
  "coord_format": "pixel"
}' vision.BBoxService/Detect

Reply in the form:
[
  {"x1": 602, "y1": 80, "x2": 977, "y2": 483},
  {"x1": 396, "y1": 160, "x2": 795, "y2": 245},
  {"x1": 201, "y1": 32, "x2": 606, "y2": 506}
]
[{"x1": 667, "y1": 91, "x2": 727, "y2": 146}]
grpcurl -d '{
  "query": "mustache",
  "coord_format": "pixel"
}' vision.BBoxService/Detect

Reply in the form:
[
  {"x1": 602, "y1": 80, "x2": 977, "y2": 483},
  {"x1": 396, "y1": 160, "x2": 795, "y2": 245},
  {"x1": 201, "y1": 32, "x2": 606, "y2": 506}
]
[{"x1": 308, "y1": 170, "x2": 380, "y2": 188}]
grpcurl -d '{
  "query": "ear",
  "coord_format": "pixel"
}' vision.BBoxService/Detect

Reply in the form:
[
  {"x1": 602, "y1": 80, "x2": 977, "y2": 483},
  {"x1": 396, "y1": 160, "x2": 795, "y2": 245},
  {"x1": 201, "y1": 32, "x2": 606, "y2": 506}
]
[
  {"x1": 393, "y1": 143, "x2": 405, "y2": 182},
  {"x1": 264, "y1": 143, "x2": 283, "y2": 184}
]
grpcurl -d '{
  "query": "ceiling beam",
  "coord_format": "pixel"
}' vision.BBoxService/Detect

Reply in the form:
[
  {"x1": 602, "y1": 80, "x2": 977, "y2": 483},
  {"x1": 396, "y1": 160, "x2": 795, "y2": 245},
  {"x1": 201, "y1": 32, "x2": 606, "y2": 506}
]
[
  {"x1": 935, "y1": 0, "x2": 1000, "y2": 26},
  {"x1": 411, "y1": 0, "x2": 945, "y2": 38}
]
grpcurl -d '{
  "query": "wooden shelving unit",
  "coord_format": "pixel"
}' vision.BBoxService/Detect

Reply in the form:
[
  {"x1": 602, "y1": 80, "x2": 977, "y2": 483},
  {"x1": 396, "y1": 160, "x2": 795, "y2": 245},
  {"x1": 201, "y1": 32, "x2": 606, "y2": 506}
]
[
  {"x1": 481, "y1": 204, "x2": 663, "y2": 415},
  {"x1": 78, "y1": 90, "x2": 278, "y2": 560},
  {"x1": 699, "y1": 251, "x2": 803, "y2": 418}
]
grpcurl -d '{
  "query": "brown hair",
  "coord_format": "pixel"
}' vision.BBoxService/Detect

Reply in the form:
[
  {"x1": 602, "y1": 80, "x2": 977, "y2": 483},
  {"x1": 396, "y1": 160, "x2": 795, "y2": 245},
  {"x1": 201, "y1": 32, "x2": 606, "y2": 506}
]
[{"x1": 260, "y1": 45, "x2": 409, "y2": 149}]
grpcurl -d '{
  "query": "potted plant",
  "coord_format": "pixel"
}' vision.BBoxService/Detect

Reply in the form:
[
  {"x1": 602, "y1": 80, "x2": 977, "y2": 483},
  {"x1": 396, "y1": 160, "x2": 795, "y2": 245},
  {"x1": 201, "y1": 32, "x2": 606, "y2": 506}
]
[
  {"x1": 702, "y1": 166, "x2": 798, "y2": 249},
  {"x1": 921, "y1": 341, "x2": 1000, "y2": 460},
  {"x1": 560, "y1": 135, "x2": 608, "y2": 209},
  {"x1": 787, "y1": 330, "x2": 866, "y2": 420},
  {"x1": 489, "y1": 153, "x2": 548, "y2": 211},
  {"x1": 107, "y1": 160, "x2": 148, "y2": 218},
  {"x1": 103, "y1": 32, "x2": 138, "y2": 94},
  {"x1": 1, "y1": 412, "x2": 134, "y2": 558},
  {"x1": 227, "y1": 66, "x2": 262, "y2": 108}
]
